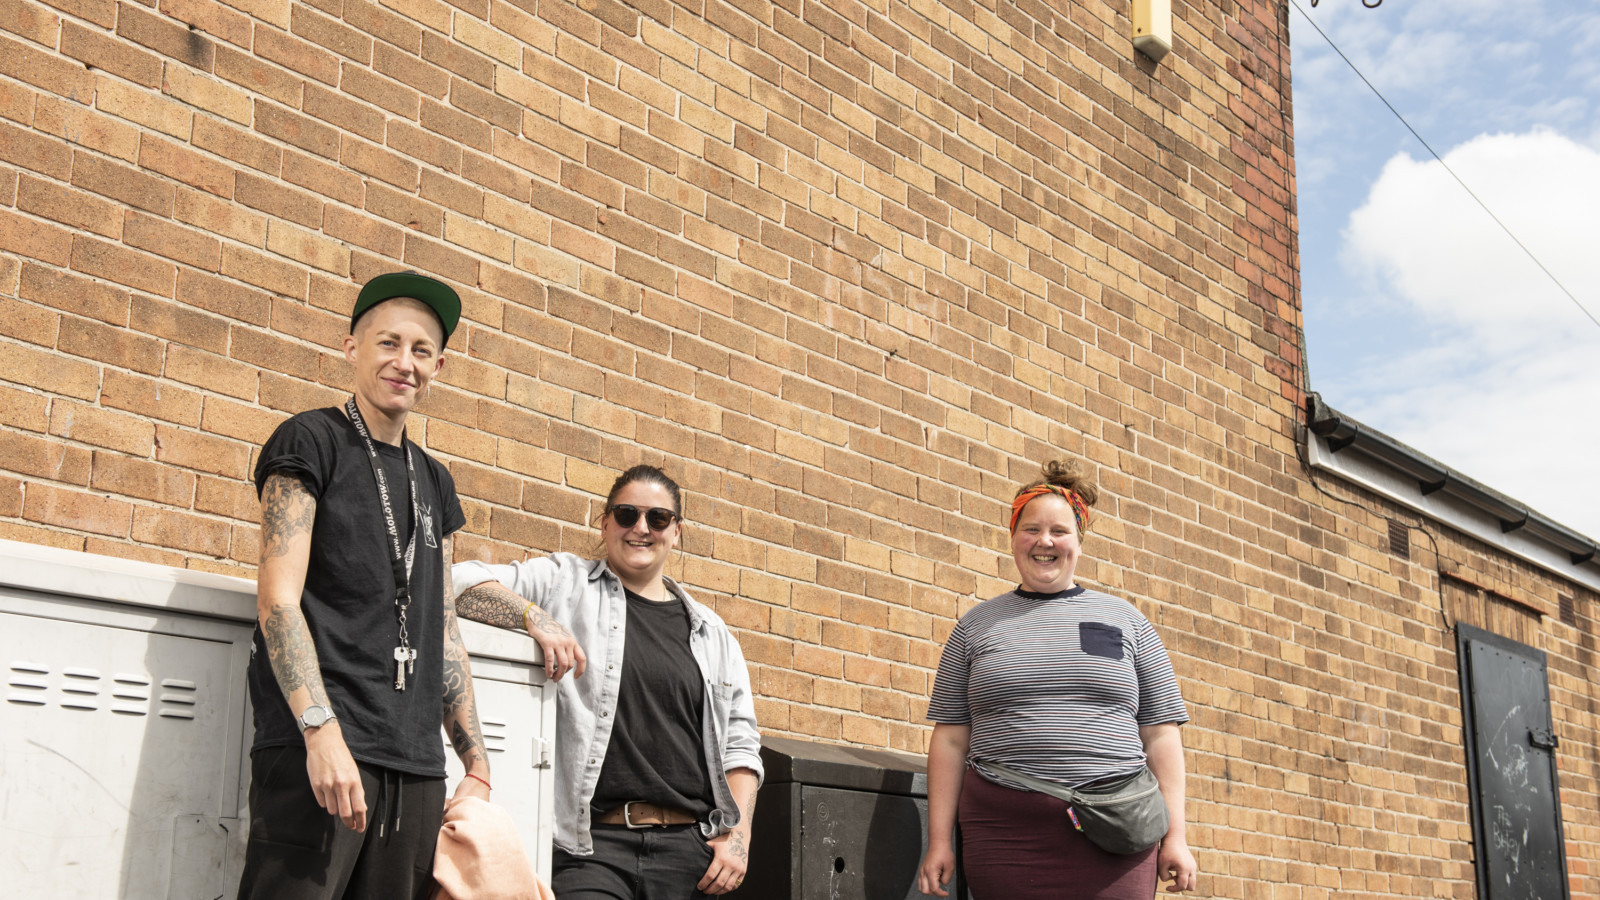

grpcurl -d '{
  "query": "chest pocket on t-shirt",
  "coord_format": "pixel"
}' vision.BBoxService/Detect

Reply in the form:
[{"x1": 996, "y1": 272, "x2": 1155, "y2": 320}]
[{"x1": 1079, "y1": 622, "x2": 1124, "y2": 660}]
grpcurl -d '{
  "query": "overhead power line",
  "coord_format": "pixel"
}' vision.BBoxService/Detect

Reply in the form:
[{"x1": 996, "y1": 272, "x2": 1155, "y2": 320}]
[{"x1": 1287, "y1": 0, "x2": 1600, "y2": 332}]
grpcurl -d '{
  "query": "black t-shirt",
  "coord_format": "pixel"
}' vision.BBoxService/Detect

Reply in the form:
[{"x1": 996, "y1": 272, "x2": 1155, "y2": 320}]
[
  {"x1": 592, "y1": 588, "x2": 714, "y2": 817},
  {"x1": 249, "y1": 407, "x2": 465, "y2": 776}
]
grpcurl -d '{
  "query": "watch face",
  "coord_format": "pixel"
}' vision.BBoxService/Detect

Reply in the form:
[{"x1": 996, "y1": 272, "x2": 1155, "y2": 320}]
[{"x1": 301, "y1": 706, "x2": 332, "y2": 729}]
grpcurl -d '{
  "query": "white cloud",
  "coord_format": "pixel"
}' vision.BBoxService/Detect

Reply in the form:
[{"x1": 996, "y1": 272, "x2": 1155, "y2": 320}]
[
  {"x1": 1294, "y1": 6, "x2": 1600, "y2": 539},
  {"x1": 1328, "y1": 129, "x2": 1600, "y2": 539},
  {"x1": 1363, "y1": 30, "x2": 1472, "y2": 94},
  {"x1": 1290, "y1": 2, "x2": 1600, "y2": 153},
  {"x1": 1338, "y1": 340, "x2": 1600, "y2": 540},
  {"x1": 1563, "y1": 4, "x2": 1600, "y2": 50},
  {"x1": 1342, "y1": 130, "x2": 1600, "y2": 348}
]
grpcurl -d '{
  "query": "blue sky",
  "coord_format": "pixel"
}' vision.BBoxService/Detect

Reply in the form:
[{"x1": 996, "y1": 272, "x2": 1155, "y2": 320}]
[{"x1": 1289, "y1": 0, "x2": 1600, "y2": 541}]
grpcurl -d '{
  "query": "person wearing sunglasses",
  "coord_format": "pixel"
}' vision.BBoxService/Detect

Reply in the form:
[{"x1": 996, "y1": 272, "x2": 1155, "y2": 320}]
[{"x1": 452, "y1": 464, "x2": 762, "y2": 899}]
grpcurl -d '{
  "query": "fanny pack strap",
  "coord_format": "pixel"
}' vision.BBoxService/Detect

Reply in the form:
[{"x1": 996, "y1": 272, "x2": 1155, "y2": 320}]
[
  {"x1": 980, "y1": 760, "x2": 1167, "y2": 856},
  {"x1": 976, "y1": 761, "x2": 1087, "y2": 804}
]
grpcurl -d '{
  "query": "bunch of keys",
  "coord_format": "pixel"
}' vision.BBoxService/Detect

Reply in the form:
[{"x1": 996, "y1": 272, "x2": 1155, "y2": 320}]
[{"x1": 394, "y1": 645, "x2": 417, "y2": 691}]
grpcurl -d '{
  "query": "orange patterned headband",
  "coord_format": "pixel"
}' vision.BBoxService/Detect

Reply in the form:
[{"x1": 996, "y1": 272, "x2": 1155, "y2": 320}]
[{"x1": 1009, "y1": 485, "x2": 1090, "y2": 537}]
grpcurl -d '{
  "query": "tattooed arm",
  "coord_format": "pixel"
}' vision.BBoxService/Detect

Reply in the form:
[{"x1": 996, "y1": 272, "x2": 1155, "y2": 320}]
[
  {"x1": 440, "y1": 536, "x2": 491, "y2": 800},
  {"x1": 257, "y1": 471, "x2": 367, "y2": 833},
  {"x1": 699, "y1": 768, "x2": 759, "y2": 894},
  {"x1": 455, "y1": 580, "x2": 587, "y2": 681}
]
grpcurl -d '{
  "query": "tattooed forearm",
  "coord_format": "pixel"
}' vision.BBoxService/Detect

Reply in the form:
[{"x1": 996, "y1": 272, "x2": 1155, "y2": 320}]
[
  {"x1": 441, "y1": 629, "x2": 473, "y2": 713},
  {"x1": 456, "y1": 582, "x2": 535, "y2": 631},
  {"x1": 456, "y1": 582, "x2": 576, "y2": 643},
  {"x1": 260, "y1": 472, "x2": 315, "y2": 560},
  {"x1": 441, "y1": 577, "x2": 488, "y2": 773},
  {"x1": 524, "y1": 602, "x2": 570, "y2": 637},
  {"x1": 726, "y1": 766, "x2": 759, "y2": 843},
  {"x1": 442, "y1": 651, "x2": 487, "y2": 771},
  {"x1": 262, "y1": 603, "x2": 329, "y2": 707},
  {"x1": 450, "y1": 719, "x2": 486, "y2": 771},
  {"x1": 256, "y1": 470, "x2": 324, "y2": 709}
]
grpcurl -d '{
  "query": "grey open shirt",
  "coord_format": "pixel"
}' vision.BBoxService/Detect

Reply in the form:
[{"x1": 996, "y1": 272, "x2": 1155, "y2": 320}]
[{"x1": 452, "y1": 553, "x2": 764, "y2": 855}]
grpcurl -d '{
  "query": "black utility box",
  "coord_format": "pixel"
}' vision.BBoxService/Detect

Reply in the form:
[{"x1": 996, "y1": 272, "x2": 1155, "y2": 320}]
[{"x1": 744, "y1": 735, "x2": 964, "y2": 900}]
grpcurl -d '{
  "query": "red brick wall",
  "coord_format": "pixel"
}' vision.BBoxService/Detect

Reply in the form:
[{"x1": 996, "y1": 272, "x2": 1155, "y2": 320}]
[{"x1": 2, "y1": 0, "x2": 1595, "y2": 895}]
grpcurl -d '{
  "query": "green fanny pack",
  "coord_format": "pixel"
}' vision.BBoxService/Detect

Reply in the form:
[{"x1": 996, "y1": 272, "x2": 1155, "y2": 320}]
[{"x1": 978, "y1": 761, "x2": 1169, "y2": 855}]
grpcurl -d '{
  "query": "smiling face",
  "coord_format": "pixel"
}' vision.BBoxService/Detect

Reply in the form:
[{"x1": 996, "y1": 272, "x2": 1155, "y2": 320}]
[
  {"x1": 601, "y1": 480, "x2": 682, "y2": 588},
  {"x1": 1010, "y1": 492, "x2": 1082, "y2": 593},
  {"x1": 343, "y1": 297, "x2": 446, "y2": 421}
]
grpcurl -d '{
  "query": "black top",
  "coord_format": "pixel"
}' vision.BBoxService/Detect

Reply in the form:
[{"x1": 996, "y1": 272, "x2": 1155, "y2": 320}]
[
  {"x1": 592, "y1": 588, "x2": 714, "y2": 817},
  {"x1": 249, "y1": 407, "x2": 465, "y2": 776}
]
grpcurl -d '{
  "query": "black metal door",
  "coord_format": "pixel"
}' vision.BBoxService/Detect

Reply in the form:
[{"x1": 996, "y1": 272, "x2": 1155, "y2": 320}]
[
  {"x1": 799, "y1": 785, "x2": 927, "y2": 900},
  {"x1": 1457, "y1": 624, "x2": 1569, "y2": 900}
]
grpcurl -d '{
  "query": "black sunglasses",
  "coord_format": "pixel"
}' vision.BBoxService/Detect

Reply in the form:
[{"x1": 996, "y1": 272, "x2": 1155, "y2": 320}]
[{"x1": 608, "y1": 504, "x2": 679, "y2": 531}]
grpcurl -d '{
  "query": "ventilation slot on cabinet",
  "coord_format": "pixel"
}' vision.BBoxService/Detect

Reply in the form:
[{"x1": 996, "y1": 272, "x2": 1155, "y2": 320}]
[
  {"x1": 60, "y1": 667, "x2": 102, "y2": 711},
  {"x1": 7, "y1": 661, "x2": 49, "y2": 706},
  {"x1": 112, "y1": 673, "x2": 152, "y2": 716},
  {"x1": 482, "y1": 717, "x2": 509, "y2": 754},
  {"x1": 62, "y1": 669, "x2": 102, "y2": 694},
  {"x1": 158, "y1": 678, "x2": 198, "y2": 720}
]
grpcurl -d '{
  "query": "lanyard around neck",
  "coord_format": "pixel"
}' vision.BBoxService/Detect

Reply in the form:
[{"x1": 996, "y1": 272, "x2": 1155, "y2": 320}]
[{"x1": 345, "y1": 397, "x2": 419, "y2": 665}]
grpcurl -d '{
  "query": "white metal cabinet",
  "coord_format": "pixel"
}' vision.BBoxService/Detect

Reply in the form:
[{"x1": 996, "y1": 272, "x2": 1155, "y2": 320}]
[
  {"x1": 444, "y1": 624, "x2": 559, "y2": 880},
  {"x1": 0, "y1": 539, "x2": 555, "y2": 898},
  {"x1": 0, "y1": 595, "x2": 253, "y2": 899}
]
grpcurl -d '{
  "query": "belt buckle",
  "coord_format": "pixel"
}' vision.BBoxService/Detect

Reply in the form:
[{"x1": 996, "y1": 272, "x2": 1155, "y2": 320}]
[{"x1": 622, "y1": 801, "x2": 650, "y2": 830}]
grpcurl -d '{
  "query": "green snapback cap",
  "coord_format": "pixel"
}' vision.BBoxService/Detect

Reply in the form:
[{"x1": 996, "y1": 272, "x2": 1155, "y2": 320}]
[{"x1": 350, "y1": 271, "x2": 461, "y2": 345}]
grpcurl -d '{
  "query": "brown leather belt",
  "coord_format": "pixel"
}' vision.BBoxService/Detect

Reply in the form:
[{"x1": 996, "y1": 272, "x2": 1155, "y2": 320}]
[{"x1": 596, "y1": 801, "x2": 699, "y2": 829}]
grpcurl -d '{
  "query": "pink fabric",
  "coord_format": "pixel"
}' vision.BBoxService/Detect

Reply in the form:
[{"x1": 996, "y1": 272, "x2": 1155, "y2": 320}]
[{"x1": 431, "y1": 796, "x2": 552, "y2": 900}]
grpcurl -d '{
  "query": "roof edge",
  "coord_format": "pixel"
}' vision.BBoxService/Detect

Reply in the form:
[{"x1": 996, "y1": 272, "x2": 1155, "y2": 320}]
[{"x1": 1305, "y1": 394, "x2": 1600, "y2": 595}]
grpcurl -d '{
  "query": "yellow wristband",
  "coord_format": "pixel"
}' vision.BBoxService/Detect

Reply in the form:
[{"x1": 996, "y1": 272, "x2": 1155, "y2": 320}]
[{"x1": 521, "y1": 601, "x2": 535, "y2": 629}]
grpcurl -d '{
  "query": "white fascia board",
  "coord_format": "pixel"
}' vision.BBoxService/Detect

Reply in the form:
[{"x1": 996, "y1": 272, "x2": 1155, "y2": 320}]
[{"x1": 1307, "y1": 435, "x2": 1600, "y2": 595}]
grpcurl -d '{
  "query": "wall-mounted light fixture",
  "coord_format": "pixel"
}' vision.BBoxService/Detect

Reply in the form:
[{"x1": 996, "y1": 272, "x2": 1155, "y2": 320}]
[{"x1": 1133, "y1": 0, "x2": 1173, "y2": 62}]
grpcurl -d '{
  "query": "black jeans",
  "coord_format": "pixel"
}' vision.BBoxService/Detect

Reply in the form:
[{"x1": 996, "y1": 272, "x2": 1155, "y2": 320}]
[
  {"x1": 552, "y1": 823, "x2": 715, "y2": 900},
  {"x1": 236, "y1": 745, "x2": 447, "y2": 900}
]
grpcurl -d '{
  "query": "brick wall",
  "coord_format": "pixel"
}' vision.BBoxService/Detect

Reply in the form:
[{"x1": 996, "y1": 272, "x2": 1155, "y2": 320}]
[{"x1": 2, "y1": 0, "x2": 1595, "y2": 895}]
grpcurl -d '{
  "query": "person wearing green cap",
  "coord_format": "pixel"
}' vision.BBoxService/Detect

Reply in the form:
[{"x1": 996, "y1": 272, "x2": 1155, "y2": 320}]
[{"x1": 237, "y1": 272, "x2": 491, "y2": 900}]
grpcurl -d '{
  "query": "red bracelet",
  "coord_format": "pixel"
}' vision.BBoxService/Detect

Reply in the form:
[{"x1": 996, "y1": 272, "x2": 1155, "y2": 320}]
[{"x1": 465, "y1": 772, "x2": 491, "y2": 791}]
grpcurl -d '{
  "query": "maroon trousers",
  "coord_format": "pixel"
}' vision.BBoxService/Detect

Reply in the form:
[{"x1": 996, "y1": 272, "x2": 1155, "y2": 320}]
[{"x1": 958, "y1": 768, "x2": 1158, "y2": 900}]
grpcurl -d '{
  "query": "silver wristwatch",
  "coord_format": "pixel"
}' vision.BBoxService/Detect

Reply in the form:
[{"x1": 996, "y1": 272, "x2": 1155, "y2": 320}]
[{"x1": 297, "y1": 705, "x2": 336, "y2": 733}]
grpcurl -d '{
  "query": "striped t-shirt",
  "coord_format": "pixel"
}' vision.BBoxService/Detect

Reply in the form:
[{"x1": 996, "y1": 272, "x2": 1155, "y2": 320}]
[{"x1": 927, "y1": 586, "x2": 1188, "y2": 790}]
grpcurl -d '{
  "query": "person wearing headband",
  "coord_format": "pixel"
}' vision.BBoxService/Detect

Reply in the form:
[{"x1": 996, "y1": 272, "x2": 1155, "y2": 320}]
[
  {"x1": 917, "y1": 458, "x2": 1197, "y2": 899},
  {"x1": 452, "y1": 464, "x2": 762, "y2": 899},
  {"x1": 239, "y1": 271, "x2": 491, "y2": 900}
]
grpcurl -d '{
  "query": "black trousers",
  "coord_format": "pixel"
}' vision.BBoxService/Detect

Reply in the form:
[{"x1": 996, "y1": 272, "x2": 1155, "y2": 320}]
[
  {"x1": 236, "y1": 745, "x2": 447, "y2": 900},
  {"x1": 552, "y1": 823, "x2": 715, "y2": 900}
]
